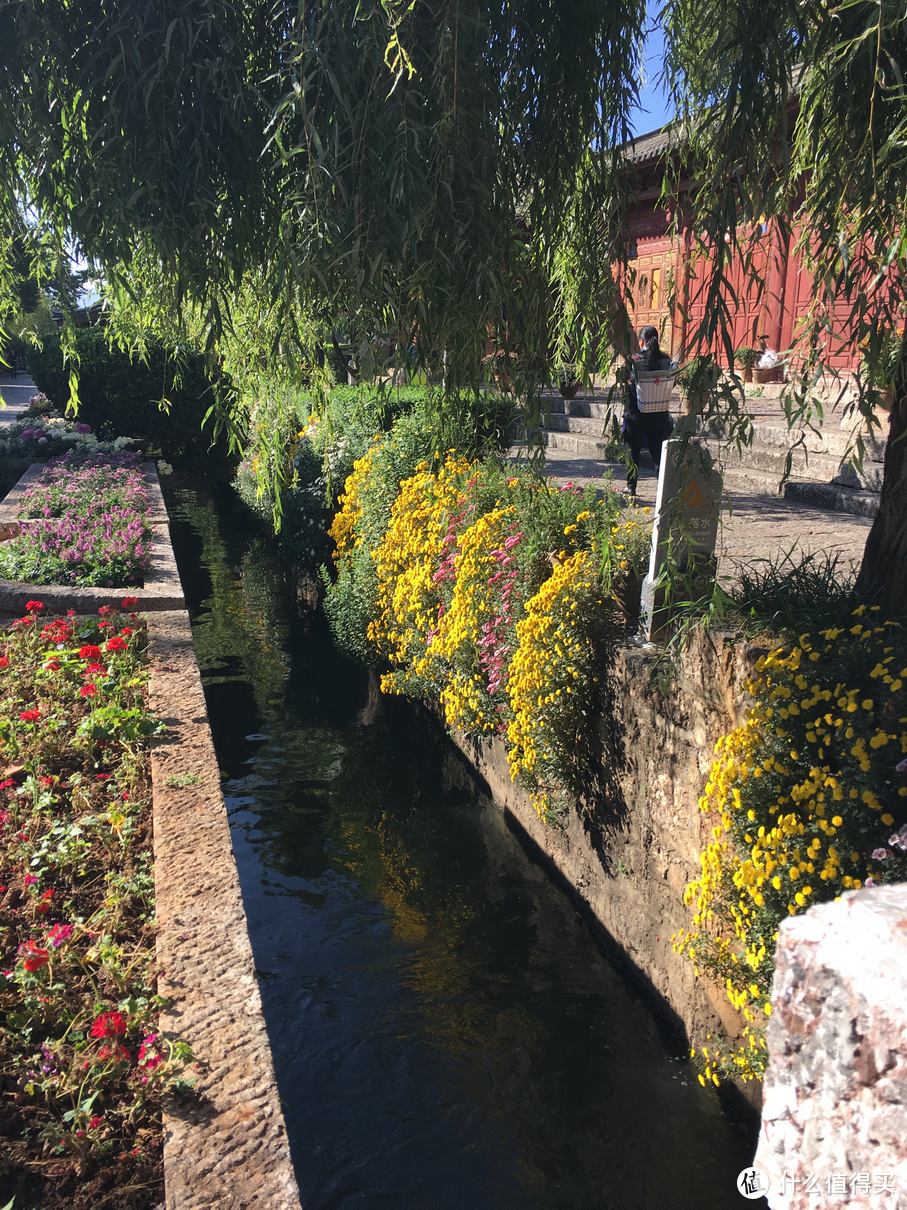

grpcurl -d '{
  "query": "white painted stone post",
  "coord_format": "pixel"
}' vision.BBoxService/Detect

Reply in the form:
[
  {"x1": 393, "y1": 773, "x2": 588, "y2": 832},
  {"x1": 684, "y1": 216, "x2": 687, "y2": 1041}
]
[
  {"x1": 754, "y1": 884, "x2": 907, "y2": 1209},
  {"x1": 639, "y1": 438, "x2": 723, "y2": 639}
]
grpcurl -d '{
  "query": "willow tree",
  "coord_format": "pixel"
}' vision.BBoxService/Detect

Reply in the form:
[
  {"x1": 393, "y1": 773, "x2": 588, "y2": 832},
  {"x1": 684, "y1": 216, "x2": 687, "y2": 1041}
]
[
  {"x1": 0, "y1": 0, "x2": 643, "y2": 414},
  {"x1": 665, "y1": 0, "x2": 907, "y2": 611},
  {"x1": 3, "y1": 0, "x2": 907, "y2": 606}
]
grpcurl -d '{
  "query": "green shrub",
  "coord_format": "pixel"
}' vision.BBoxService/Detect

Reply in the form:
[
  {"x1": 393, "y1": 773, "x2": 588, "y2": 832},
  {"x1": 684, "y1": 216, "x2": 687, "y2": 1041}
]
[{"x1": 26, "y1": 329, "x2": 234, "y2": 471}]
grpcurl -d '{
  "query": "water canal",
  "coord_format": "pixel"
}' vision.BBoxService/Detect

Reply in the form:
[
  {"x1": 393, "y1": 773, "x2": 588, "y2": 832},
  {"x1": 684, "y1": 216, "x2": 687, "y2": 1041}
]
[{"x1": 165, "y1": 483, "x2": 757, "y2": 1210}]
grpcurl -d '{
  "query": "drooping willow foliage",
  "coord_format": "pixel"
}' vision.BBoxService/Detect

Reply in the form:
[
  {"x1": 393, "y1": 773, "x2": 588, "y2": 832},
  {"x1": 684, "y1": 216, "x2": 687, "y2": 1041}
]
[
  {"x1": 2, "y1": 0, "x2": 907, "y2": 601},
  {"x1": 0, "y1": 0, "x2": 643, "y2": 401}
]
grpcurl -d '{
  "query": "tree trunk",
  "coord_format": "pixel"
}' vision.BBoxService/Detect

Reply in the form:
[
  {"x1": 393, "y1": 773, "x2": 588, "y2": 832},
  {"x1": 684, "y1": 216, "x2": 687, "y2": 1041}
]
[{"x1": 855, "y1": 391, "x2": 907, "y2": 612}]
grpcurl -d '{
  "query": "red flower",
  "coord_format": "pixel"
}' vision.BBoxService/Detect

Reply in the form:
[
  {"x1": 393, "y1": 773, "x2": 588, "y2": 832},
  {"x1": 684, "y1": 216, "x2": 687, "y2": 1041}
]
[
  {"x1": 21, "y1": 941, "x2": 49, "y2": 971},
  {"x1": 105, "y1": 635, "x2": 127, "y2": 652},
  {"x1": 35, "y1": 889, "x2": 54, "y2": 915},
  {"x1": 98, "y1": 606, "x2": 113, "y2": 617},
  {"x1": 138, "y1": 1034, "x2": 165, "y2": 1071},
  {"x1": 121, "y1": 597, "x2": 139, "y2": 609},
  {"x1": 47, "y1": 923, "x2": 74, "y2": 948},
  {"x1": 19, "y1": 708, "x2": 41, "y2": 722},
  {"x1": 84, "y1": 662, "x2": 106, "y2": 676},
  {"x1": 79, "y1": 645, "x2": 103, "y2": 660},
  {"x1": 43, "y1": 659, "x2": 61, "y2": 671},
  {"x1": 80, "y1": 684, "x2": 98, "y2": 698},
  {"x1": 0, "y1": 656, "x2": 9, "y2": 669},
  {"x1": 89, "y1": 1115, "x2": 104, "y2": 1130},
  {"x1": 91, "y1": 1011, "x2": 127, "y2": 1039},
  {"x1": 42, "y1": 620, "x2": 72, "y2": 645},
  {"x1": 98, "y1": 1042, "x2": 131, "y2": 1063},
  {"x1": 25, "y1": 600, "x2": 45, "y2": 613}
]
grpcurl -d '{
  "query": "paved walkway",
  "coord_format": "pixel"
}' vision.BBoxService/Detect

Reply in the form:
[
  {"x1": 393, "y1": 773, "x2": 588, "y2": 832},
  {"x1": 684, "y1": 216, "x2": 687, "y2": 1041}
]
[
  {"x1": 511, "y1": 383, "x2": 875, "y2": 583},
  {"x1": 0, "y1": 373, "x2": 36, "y2": 426}
]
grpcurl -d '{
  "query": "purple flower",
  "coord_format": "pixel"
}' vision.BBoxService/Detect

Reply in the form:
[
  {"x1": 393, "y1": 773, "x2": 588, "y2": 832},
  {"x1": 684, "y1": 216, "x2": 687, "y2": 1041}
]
[
  {"x1": 897, "y1": 758, "x2": 907, "y2": 774},
  {"x1": 871, "y1": 847, "x2": 889, "y2": 861}
]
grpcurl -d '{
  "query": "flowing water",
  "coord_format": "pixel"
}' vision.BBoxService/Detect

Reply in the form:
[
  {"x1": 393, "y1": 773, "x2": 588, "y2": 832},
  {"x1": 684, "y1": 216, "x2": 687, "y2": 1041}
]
[{"x1": 166, "y1": 483, "x2": 758, "y2": 1210}]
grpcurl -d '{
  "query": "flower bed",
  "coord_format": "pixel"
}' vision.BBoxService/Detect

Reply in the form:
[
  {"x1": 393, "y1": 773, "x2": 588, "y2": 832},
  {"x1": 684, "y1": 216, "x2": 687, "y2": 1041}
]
[
  {"x1": 0, "y1": 415, "x2": 130, "y2": 462},
  {"x1": 674, "y1": 607, "x2": 907, "y2": 1084},
  {"x1": 324, "y1": 441, "x2": 652, "y2": 819},
  {"x1": 0, "y1": 453, "x2": 152, "y2": 589},
  {"x1": 0, "y1": 600, "x2": 193, "y2": 1208}
]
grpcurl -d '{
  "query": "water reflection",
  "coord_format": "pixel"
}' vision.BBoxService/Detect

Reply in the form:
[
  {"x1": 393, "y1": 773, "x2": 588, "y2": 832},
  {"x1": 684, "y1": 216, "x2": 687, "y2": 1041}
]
[{"x1": 167, "y1": 485, "x2": 757, "y2": 1210}]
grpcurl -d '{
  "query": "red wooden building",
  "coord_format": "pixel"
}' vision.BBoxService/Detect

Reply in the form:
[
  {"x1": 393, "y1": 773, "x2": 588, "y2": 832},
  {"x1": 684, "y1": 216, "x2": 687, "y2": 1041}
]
[{"x1": 622, "y1": 125, "x2": 859, "y2": 373}]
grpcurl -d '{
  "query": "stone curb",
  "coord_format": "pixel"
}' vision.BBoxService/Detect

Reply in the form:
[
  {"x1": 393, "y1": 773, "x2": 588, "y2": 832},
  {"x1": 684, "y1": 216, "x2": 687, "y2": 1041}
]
[
  {"x1": 0, "y1": 462, "x2": 184, "y2": 612},
  {"x1": 148, "y1": 609, "x2": 302, "y2": 1210}
]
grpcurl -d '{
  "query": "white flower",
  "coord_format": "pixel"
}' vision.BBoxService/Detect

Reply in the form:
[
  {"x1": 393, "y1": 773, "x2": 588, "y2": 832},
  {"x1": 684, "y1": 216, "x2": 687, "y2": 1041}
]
[{"x1": 157, "y1": 460, "x2": 174, "y2": 475}]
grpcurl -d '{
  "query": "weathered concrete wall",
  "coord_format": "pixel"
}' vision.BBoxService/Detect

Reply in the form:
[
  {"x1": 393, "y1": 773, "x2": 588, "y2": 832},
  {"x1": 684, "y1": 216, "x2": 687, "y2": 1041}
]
[
  {"x1": 149, "y1": 611, "x2": 302, "y2": 1210},
  {"x1": 448, "y1": 627, "x2": 767, "y2": 1108},
  {"x1": 755, "y1": 885, "x2": 907, "y2": 1208}
]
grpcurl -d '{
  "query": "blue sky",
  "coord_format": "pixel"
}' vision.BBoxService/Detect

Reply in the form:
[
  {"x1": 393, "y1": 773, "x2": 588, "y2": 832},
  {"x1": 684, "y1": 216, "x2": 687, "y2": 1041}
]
[{"x1": 632, "y1": 2, "x2": 674, "y2": 136}]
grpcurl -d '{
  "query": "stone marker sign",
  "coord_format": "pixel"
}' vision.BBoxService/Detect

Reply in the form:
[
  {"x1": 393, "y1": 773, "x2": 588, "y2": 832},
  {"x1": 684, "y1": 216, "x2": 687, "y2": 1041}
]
[{"x1": 640, "y1": 438, "x2": 723, "y2": 639}]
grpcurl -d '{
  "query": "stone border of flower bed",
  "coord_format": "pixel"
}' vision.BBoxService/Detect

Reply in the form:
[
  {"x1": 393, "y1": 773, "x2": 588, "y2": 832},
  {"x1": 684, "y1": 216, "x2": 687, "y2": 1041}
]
[
  {"x1": 147, "y1": 609, "x2": 302, "y2": 1210},
  {"x1": 0, "y1": 461, "x2": 184, "y2": 613}
]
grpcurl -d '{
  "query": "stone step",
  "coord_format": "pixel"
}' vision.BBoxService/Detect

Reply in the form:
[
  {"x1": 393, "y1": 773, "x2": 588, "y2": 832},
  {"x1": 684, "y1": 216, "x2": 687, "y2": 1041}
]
[
  {"x1": 783, "y1": 480, "x2": 880, "y2": 518},
  {"x1": 545, "y1": 398, "x2": 621, "y2": 421},
  {"x1": 704, "y1": 419, "x2": 887, "y2": 462},
  {"x1": 544, "y1": 413, "x2": 612, "y2": 437},
  {"x1": 719, "y1": 468, "x2": 880, "y2": 518},
  {"x1": 703, "y1": 439, "x2": 883, "y2": 492},
  {"x1": 541, "y1": 430, "x2": 614, "y2": 457}
]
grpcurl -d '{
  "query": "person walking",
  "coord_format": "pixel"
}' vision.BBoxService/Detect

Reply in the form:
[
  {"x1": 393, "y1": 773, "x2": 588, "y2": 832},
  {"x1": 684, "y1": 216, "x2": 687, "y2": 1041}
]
[{"x1": 623, "y1": 325, "x2": 676, "y2": 497}]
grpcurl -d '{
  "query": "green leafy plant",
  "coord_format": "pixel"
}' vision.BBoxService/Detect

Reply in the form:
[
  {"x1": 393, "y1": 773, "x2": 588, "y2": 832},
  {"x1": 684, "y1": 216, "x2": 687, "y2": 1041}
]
[
  {"x1": 27, "y1": 329, "x2": 233, "y2": 472},
  {"x1": 733, "y1": 346, "x2": 758, "y2": 369}
]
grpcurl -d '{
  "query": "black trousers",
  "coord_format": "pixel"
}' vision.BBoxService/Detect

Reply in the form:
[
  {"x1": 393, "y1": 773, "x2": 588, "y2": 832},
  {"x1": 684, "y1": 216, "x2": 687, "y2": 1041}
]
[{"x1": 623, "y1": 408, "x2": 673, "y2": 493}]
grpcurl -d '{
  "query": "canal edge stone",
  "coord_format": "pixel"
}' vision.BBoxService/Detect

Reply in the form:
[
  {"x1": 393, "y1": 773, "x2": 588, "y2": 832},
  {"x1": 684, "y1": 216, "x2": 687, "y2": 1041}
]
[
  {"x1": 148, "y1": 608, "x2": 302, "y2": 1210},
  {"x1": 145, "y1": 567, "x2": 301, "y2": 1210},
  {"x1": 0, "y1": 461, "x2": 184, "y2": 612}
]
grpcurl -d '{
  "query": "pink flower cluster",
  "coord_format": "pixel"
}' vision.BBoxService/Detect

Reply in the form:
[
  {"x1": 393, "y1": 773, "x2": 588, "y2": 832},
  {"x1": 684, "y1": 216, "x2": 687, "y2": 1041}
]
[
  {"x1": 479, "y1": 529, "x2": 523, "y2": 700},
  {"x1": 2, "y1": 453, "x2": 151, "y2": 588}
]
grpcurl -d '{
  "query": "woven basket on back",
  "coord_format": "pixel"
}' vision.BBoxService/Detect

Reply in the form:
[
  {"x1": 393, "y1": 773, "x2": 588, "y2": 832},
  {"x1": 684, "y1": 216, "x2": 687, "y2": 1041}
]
[{"x1": 635, "y1": 367, "x2": 677, "y2": 413}]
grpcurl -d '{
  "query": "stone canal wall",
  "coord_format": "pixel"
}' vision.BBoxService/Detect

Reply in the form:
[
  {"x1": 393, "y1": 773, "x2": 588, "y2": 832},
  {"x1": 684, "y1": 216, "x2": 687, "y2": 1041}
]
[
  {"x1": 148, "y1": 610, "x2": 302, "y2": 1210},
  {"x1": 446, "y1": 627, "x2": 766, "y2": 1108}
]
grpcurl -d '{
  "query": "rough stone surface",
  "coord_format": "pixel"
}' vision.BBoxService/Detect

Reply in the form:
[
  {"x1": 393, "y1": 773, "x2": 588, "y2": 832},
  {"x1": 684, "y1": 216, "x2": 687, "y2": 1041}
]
[
  {"x1": 446, "y1": 626, "x2": 764, "y2": 1108},
  {"x1": 0, "y1": 462, "x2": 184, "y2": 611},
  {"x1": 754, "y1": 886, "x2": 907, "y2": 1208},
  {"x1": 148, "y1": 609, "x2": 301, "y2": 1210}
]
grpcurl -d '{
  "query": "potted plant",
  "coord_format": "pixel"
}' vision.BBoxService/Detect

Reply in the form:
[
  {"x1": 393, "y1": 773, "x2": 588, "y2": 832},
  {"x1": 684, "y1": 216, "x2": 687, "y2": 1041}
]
[
  {"x1": 556, "y1": 363, "x2": 581, "y2": 400},
  {"x1": 734, "y1": 346, "x2": 758, "y2": 383},
  {"x1": 676, "y1": 354, "x2": 720, "y2": 417},
  {"x1": 483, "y1": 349, "x2": 516, "y2": 391}
]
